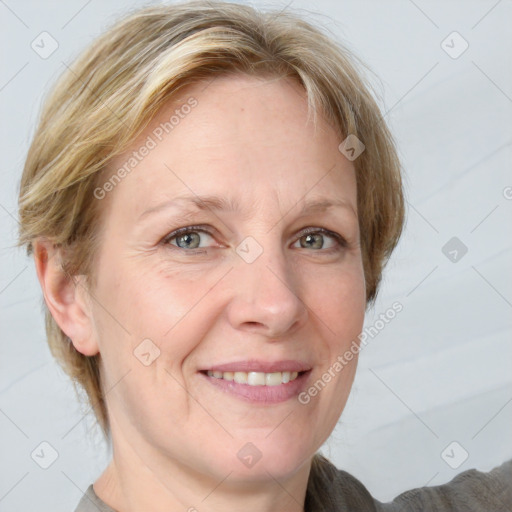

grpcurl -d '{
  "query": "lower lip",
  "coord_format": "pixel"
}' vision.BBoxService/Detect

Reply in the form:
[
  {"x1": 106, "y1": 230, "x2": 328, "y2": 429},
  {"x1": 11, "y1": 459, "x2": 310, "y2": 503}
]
[{"x1": 199, "y1": 371, "x2": 312, "y2": 404}]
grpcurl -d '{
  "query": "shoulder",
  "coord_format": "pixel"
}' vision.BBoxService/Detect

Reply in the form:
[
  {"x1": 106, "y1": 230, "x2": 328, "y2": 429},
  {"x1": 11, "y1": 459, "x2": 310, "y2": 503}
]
[
  {"x1": 379, "y1": 458, "x2": 512, "y2": 512},
  {"x1": 308, "y1": 455, "x2": 512, "y2": 512},
  {"x1": 306, "y1": 454, "x2": 380, "y2": 511},
  {"x1": 73, "y1": 484, "x2": 117, "y2": 512}
]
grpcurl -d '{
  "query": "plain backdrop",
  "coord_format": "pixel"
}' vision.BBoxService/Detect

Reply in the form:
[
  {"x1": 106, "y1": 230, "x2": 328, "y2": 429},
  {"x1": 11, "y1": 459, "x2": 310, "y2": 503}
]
[{"x1": 1, "y1": 0, "x2": 511, "y2": 510}]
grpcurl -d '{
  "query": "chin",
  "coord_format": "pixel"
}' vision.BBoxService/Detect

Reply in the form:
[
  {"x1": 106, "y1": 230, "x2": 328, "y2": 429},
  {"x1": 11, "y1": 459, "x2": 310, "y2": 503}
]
[{"x1": 208, "y1": 437, "x2": 312, "y2": 482}]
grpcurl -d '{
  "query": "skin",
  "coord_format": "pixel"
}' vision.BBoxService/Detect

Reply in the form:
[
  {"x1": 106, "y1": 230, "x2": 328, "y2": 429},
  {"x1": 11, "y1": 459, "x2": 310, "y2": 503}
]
[{"x1": 34, "y1": 74, "x2": 366, "y2": 512}]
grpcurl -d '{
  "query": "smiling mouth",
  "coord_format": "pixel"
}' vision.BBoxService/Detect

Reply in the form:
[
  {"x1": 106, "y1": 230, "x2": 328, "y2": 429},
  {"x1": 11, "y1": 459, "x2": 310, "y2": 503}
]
[{"x1": 200, "y1": 370, "x2": 310, "y2": 386}]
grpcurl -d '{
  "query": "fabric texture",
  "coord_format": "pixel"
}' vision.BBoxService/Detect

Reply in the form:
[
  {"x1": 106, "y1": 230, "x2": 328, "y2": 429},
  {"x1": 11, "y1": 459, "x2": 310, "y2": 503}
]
[{"x1": 74, "y1": 457, "x2": 512, "y2": 512}]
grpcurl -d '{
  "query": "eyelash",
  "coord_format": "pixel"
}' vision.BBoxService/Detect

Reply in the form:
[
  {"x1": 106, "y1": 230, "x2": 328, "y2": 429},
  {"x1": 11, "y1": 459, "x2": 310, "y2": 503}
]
[{"x1": 162, "y1": 224, "x2": 348, "y2": 255}]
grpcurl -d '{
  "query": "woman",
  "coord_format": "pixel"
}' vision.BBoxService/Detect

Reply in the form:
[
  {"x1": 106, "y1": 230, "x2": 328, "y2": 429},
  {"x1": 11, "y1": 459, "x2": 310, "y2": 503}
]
[{"x1": 17, "y1": 1, "x2": 511, "y2": 511}]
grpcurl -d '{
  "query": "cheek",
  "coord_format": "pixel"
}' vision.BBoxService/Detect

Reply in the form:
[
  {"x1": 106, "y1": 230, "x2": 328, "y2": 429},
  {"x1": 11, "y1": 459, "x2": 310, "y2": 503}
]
[
  {"x1": 309, "y1": 271, "x2": 364, "y2": 407},
  {"x1": 93, "y1": 266, "x2": 202, "y2": 431},
  {"x1": 94, "y1": 263, "x2": 226, "y2": 387},
  {"x1": 94, "y1": 249, "x2": 366, "y2": 376},
  {"x1": 97, "y1": 257, "x2": 200, "y2": 332},
  {"x1": 309, "y1": 260, "x2": 366, "y2": 334},
  {"x1": 331, "y1": 268, "x2": 366, "y2": 379},
  {"x1": 306, "y1": 262, "x2": 365, "y2": 391}
]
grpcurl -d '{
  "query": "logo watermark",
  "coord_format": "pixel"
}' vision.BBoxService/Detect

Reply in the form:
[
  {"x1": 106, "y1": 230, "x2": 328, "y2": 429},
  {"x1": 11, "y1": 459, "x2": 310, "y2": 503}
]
[
  {"x1": 298, "y1": 301, "x2": 403, "y2": 404},
  {"x1": 93, "y1": 97, "x2": 198, "y2": 200}
]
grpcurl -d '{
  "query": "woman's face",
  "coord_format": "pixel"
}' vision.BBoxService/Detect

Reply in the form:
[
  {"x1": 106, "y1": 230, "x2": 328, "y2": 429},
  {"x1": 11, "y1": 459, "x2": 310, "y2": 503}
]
[{"x1": 87, "y1": 74, "x2": 366, "y2": 482}]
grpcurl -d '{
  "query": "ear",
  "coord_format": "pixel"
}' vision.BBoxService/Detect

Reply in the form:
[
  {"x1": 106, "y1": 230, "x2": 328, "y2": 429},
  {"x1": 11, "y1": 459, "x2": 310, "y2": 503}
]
[{"x1": 33, "y1": 238, "x2": 99, "y2": 356}]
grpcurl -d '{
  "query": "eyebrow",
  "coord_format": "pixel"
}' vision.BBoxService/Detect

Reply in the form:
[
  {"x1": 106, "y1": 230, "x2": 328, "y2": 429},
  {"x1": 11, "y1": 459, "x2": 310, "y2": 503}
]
[{"x1": 138, "y1": 194, "x2": 357, "y2": 221}]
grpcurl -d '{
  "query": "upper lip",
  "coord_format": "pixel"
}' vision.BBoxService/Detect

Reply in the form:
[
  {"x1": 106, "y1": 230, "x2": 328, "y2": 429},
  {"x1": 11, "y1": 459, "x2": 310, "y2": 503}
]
[{"x1": 202, "y1": 360, "x2": 312, "y2": 373}]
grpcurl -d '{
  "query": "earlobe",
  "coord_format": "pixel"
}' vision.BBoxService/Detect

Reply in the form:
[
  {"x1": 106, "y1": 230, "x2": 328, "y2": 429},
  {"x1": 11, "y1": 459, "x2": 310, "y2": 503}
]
[{"x1": 33, "y1": 238, "x2": 99, "y2": 356}]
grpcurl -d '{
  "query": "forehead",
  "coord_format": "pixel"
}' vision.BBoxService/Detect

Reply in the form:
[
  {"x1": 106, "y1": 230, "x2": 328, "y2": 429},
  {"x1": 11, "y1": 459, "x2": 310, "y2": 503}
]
[{"x1": 103, "y1": 74, "x2": 356, "y2": 220}]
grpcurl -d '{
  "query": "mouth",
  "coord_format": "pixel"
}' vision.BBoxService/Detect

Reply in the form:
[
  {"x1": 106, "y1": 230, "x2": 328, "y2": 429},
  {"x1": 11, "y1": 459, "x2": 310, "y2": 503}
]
[{"x1": 198, "y1": 368, "x2": 313, "y2": 404}]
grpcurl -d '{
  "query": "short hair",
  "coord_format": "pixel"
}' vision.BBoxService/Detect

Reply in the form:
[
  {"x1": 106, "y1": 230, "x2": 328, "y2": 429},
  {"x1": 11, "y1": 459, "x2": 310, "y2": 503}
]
[{"x1": 18, "y1": 0, "x2": 405, "y2": 443}]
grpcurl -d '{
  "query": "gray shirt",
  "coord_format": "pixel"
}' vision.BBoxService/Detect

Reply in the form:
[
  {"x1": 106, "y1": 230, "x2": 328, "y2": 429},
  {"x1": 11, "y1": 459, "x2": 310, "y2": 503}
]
[{"x1": 74, "y1": 458, "x2": 512, "y2": 511}]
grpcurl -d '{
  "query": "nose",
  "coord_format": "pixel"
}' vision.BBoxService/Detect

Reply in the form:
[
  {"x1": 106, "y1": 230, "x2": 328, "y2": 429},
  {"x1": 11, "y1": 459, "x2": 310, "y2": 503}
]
[{"x1": 225, "y1": 237, "x2": 309, "y2": 339}]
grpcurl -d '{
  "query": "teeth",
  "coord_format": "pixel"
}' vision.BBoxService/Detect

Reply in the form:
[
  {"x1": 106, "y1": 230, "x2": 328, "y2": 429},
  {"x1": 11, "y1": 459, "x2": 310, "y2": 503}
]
[
  {"x1": 206, "y1": 370, "x2": 300, "y2": 386},
  {"x1": 234, "y1": 371, "x2": 247, "y2": 384}
]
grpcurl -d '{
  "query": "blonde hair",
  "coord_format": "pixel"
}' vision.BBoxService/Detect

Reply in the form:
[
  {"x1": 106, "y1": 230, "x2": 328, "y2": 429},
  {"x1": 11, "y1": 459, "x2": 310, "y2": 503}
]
[{"x1": 18, "y1": 1, "x2": 404, "y2": 504}]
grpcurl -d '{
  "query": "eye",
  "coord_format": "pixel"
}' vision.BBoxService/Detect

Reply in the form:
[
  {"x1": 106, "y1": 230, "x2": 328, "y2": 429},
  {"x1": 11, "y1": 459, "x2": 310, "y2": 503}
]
[
  {"x1": 293, "y1": 227, "x2": 347, "y2": 252},
  {"x1": 163, "y1": 226, "x2": 217, "y2": 251},
  {"x1": 162, "y1": 225, "x2": 348, "y2": 254}
]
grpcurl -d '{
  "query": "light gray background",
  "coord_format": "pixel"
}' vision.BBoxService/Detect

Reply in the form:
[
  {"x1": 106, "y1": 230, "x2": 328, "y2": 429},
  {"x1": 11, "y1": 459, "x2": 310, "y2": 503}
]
[{"x1": 1, "y1": 0, "x2": 511, "y2": 510}]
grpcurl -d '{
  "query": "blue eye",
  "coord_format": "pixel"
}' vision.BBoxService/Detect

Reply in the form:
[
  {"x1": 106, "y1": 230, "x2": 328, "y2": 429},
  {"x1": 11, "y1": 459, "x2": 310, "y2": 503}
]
[
  {"x1": 162, "y1": 225, "x2": 347, "y2": 254},
  {"x1": 293, "y1": 228, "x2": 347, "y2": 251},
  {"x1": 163, "y1": 226, "x2": 215, "y2": 251}
]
